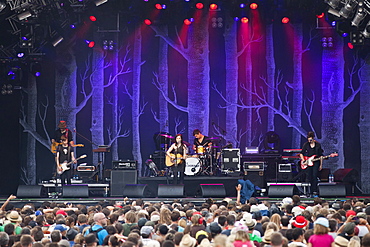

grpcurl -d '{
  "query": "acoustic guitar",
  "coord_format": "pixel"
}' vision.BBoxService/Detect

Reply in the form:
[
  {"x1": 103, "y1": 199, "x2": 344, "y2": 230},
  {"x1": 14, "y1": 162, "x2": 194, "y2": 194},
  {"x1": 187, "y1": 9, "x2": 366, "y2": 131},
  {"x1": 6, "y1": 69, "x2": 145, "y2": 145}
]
[{"x1": 165, "y1": 154, "x2": 183, "y2": 167}]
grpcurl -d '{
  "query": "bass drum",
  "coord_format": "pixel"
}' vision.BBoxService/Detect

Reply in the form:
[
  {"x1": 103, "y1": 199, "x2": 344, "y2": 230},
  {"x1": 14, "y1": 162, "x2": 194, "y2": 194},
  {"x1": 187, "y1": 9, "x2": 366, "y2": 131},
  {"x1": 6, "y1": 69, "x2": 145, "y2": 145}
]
[{"x1": 185, "y1": 158, "x2": 201, "y2": 176}]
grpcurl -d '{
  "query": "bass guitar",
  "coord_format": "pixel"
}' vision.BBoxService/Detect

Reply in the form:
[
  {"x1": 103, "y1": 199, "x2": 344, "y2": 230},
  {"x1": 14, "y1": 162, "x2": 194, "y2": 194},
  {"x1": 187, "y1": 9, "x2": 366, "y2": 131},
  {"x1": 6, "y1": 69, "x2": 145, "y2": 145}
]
[
  {"x1": 57, "y1": 154, "x2": 87, "y2": 175},
  {"x1": 51, "y1": 142, "x2": 84, "y2": 154},
  {"x1": 300, "y1": 153, "x2": 338, "y2": 170},
  {"x1": 165, "y1": 154, "x2": 183, "y2": 167}
]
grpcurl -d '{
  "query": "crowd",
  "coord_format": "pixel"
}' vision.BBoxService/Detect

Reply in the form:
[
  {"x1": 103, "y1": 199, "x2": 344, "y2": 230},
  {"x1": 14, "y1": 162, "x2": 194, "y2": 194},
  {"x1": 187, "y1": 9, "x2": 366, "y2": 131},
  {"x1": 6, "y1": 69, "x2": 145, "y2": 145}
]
[{"x1": 1, "y1": 193, "x2": 370, "y2": 247}]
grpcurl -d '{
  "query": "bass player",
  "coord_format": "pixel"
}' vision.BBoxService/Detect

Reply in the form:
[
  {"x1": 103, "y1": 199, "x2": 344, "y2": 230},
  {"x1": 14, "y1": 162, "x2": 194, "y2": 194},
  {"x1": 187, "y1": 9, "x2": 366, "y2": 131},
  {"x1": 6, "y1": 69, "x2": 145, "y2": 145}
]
[
  {"x1": 56, "y1": 135, "x2": 77, "y2": 185},
  {"x1": 299, "y1": 131, "x2": 323, "y2": 197},
  {"x1": 166, "y1": 134, "x2": 188, "y2": 184}
]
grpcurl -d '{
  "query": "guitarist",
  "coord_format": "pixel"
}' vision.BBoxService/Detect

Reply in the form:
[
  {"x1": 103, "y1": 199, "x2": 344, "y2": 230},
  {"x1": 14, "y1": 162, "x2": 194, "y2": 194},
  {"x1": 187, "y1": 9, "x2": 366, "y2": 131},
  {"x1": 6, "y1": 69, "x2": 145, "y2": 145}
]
[
  {"x1": 166, "y1": 134, "x2": 188, "y2": 184},
  {"x1": 299, "y1": 131, "x2": 323, "y2": 197},
  {"x1": 51, "y1": 120, "x2": 75, "y2": 150},
  {"x1": 56, "y1": 135, "x2": 77, "y2": 185}
]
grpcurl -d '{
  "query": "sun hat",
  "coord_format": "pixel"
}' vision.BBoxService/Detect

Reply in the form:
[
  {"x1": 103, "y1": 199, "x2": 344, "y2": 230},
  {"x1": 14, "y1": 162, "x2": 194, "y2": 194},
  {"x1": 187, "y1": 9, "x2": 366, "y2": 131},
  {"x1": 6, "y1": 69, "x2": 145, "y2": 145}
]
[
  {"x1": 292, "y1": 215, "x2": 308, "y2": 228},
  {"x1": 6, "y1": 211, "x2": 22, "y2": 222}
]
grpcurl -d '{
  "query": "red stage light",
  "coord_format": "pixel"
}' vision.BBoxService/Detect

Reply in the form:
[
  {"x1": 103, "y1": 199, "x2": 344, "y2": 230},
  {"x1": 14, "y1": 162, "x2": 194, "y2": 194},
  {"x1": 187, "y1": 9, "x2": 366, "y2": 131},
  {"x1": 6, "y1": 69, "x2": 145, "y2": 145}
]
[
  {"x1": 348, "y1": 42, "x2": 354, "y2": 49},
  {"x1": 316, "y1": 13, "x2": 325, "y2": 18},
  {"x1": 155, "y1": 3, "x2": 162, "y2": 10},
  {"x1": 88, "y1": 41, "x2": 95, "y2": 48},
  {"x1": 281, "y1": 17, "x2": 290, "y2": 24},
  {"x1": 144, "y1": 19, "x2": 152, "y2": 25},
  {"x1": 209, "y1": 3, "x2": 218, "y2": 10},
  {"x1": 184, "y1": 19, "x2": 192, "y2": 25},
  {"x1": 250, "y1": 3, "x2": 258, "y2": 10},
  {"x1": 241, "y1": 17, "x2": 249, "y2": 23},
  {"x1": 195, "y1": 2, "x2": 204, "y2": 9},
  {"x1": 89, "y1": 16, "x2": 97, "y2": 22}
]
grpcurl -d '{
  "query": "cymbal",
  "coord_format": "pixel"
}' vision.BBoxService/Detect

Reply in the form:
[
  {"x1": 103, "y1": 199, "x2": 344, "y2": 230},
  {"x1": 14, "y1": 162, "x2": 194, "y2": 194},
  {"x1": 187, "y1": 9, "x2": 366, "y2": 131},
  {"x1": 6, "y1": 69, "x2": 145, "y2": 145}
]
[
  {"x1": 211, "y1": 146, "x2": 221, "y2": 149},
  {"x1": 159, "y1": 133, "x2": 174, "y2": 139}
]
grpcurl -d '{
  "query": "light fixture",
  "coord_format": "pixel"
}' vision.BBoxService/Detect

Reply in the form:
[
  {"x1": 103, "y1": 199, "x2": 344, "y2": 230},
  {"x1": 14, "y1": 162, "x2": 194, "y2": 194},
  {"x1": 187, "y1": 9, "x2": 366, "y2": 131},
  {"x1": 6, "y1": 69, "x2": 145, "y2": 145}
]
[
  {"x1": 94, "y1": 0, "x2": 108, "y2": 6},
  {"x1": 17, "y1": 10, "x2": 32, "y2": 21},
  {"x1": 145, "y1": 159, "x2": 159, "y2": 177},
  {"x1": 326, "y1": 0, "x2": 341, "y2": 9},
  {"x1": 362, "y1": 20, "x2": 370, "y2": 38},
  {"x1": 0, "y1": 1, "x2": 6, "y2": 12},
  {"x1": 339, "y1": 1, "x2": 357, "y2": 19},
  {"x1": 351, "y1": 2, "x2": 366, "y2": 27},
  {"x1": 52, "y1": 36, "x2": 63, "y2": 47}
]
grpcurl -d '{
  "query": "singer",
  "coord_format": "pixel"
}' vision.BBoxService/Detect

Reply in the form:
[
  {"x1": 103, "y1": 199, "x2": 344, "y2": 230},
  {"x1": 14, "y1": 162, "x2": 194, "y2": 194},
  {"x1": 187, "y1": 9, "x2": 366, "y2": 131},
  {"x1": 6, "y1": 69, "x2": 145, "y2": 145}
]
[{"x1": 299, "y1": 131, "x2": 323, "y2": 197}]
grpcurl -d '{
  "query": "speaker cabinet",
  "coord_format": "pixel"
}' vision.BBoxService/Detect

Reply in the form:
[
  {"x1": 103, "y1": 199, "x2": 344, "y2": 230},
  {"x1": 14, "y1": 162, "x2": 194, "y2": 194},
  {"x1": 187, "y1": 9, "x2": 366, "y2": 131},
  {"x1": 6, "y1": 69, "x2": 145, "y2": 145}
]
[
  {"x1": 268, "y1": 185, "x2": 298, "y2": 197},
  {"x1": 62, "y1": 185, "x2": 89, "y2": 198},
  {"x1": 199, "y1": 184, "x2": 226, "y2": 198},
  {"x1": 243, "y1": 171, "x2": 265, "y2": 188},
  {"x1": 123, "y1": 184, "x2": 151, "y2": 197},
  {"x1": 318, "y1": 183, "x2": 346, "y2": 197},
  {"x1": 110, "y1": 170, "x2": 138, "y2": 196},
  {"x1": 157, "y1": 184, "x2": 184, "y2": 197},
  {"x1": 17, "y1": 185, "x2": 46, "y2": 198},
  {"x1": 333, "y1": 169, "x2": 359, "y2": 183}
]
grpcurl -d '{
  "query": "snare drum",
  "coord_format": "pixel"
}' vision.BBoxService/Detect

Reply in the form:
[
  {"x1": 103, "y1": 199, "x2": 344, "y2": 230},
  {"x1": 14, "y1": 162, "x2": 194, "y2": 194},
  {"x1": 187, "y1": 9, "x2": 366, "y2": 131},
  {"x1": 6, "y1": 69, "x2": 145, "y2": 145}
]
[
  {"x1": 196, "y1": 145, "x2": 204, "y2": 155},
  {"x1": 185, "y1": 158, "x2": 201, "y2": 176}
]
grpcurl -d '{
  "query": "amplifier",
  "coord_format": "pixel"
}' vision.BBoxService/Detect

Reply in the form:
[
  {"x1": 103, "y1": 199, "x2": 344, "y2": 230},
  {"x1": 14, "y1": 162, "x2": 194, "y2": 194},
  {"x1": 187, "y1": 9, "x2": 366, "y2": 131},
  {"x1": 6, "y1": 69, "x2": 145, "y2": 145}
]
[
  {"x1": 278, "y1": 164, "x2": 292, "y2": 173},
  {"x1": 112, "y1": 160, "x2": 137, "y2": 170},
  {"x1": 77, "y1": 166, "x2": 96, "y2": 171},
  {"x1": 221, "y1": 149, "x2": 240, "y2": 172},
  {"x1": 243, "y1": 161, "x2": 265, "y2": 171}
]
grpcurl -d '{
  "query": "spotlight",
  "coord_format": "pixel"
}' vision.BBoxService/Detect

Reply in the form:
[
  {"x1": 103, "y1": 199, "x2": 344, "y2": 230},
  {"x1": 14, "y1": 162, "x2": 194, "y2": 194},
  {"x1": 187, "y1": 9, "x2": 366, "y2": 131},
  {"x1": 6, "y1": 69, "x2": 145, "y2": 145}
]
[
  {"x1": 241, "y1": 17, "x2": 249, "y2": 23},
  {"x1": 326, "y1": 0, "x2": 340, "y2": 9},
  {"x1": 155, "y1": 3, "x2": 162, "y2": 10},
  {"x1": 17, "y1": 52, "x2": 24, "y2": 58},
  {"x1": 250, "y1": 3, "x2": 258, "y2": 10},
  {"x1": 239, "y1": 3, "x2": 246, "y2": 8},
  {"x1": 209, "y1": 3, "x2": 218, "y2": 10},
  {"x1": 144, "y1": 19, "x2": 152, "y2": 25},
  {"x1": 351, "y1": 31, "x2": 365, "y2": 45},
  {"x1": 145, "y1": 159, "x2": 159, "y2": 177},
  {"x1": 88, "y1": 41, "x2": 95, "y2": 48},
  {"x1": 234, "y1": 17, "x2": 239, "y2": 21},
  {"x1": 351, "y1": 2, "x2": 366, "y2": 27},
  {"x1": 331, "y1": 21, "x2": 336, "y2": 26},
  {"x1": 316, "y1": 13, "x2": 325, "y2": 18},
  {"x1": 339, "y1": 1, "x2": 357, "y2": 19},
  {"x1": 184, "y1": 18, "x2": 192, "y2": 25},
  {"x1": 282, "y1": 17, "x2": 290, "y2": 24},
  {"x1": 0, "y1": 1, "x2": 6, "y2": 12},
  {"x1": 17, "y1": 10, "x2": 32, "y2": 21},
  {"x1": 348, "y1": 42, "x2": 354, "y2": 49},
  {"x1": 89, "y1": 15, "x2": 97, "y2": 22},
  {"x1": 161, "y1": 4, "x2": 167, "y2": 9},
  {"x1": 195, "y1": 2, "x2": 204, "y2": 9},
  {"x1": 362, "y1": 20, "x2": 370, "y2": 38},
  {"x1": 94, "y1": 0, "x2": 108, "y2": 6}
]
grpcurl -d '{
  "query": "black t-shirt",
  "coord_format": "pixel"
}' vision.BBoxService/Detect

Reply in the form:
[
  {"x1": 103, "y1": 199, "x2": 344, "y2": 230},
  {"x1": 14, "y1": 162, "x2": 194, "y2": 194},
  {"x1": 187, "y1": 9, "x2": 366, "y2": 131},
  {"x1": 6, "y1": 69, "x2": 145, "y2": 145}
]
[
  {"x1": 58, "y1": 145, "x2": 73, "y2": 163},
  {"x1": 54, "y1": 129, "x2": 73, "y2": 143},
  {"x1": 300, "y1": 141, "x2": 323, "y2": 157},
  {"x1": 193, "y1": 136, "x2": 211, "y2": 147}
]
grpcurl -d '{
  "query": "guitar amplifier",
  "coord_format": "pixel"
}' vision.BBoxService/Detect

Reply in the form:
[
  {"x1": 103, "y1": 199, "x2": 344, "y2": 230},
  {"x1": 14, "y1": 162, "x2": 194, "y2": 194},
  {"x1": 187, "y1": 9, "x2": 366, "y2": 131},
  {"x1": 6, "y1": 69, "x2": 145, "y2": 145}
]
[
  {"x1": 77, "y1": 166, "x2": 96, "y2": 171},
  {"x1": 112, "y1": 160, "x2": 137, "y2": 170}
]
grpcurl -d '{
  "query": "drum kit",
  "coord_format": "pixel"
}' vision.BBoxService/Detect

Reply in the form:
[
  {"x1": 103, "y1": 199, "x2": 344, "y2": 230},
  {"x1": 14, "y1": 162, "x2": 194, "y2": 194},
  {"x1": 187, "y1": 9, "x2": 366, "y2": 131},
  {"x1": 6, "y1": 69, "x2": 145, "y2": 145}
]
[{"x1": 159, "y1": 133, "x2": 222, "y2": 176}]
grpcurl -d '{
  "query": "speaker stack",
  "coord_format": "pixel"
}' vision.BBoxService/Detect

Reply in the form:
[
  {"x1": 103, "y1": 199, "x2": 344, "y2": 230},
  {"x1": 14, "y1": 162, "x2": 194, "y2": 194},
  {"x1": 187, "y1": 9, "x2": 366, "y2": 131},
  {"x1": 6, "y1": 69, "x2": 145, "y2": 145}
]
[{"x1": 110, "y1": 161, "x2": 138, "y2": 196}]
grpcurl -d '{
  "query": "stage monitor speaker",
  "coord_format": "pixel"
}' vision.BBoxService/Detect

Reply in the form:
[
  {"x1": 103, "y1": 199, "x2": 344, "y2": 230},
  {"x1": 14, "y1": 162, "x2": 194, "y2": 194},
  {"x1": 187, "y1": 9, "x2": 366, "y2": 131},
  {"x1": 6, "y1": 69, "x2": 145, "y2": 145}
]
[
  {"x1": 158, "y1": 184, "x2": 184, "y2": 197},
  {"x1": 62, "y1": 185, "x2": 89, "y2": 198},
  {"x1": 110, "y1": 170, "x2": 137, "y2": 197},
  {"x1": 199, "y1": 184, "x2": 226, "y2": 198},
  {"x1": 318, "y1": 183, "x2": 346, "y2": 197},
  {"x1": 243, "y1": 171, "x2": 265, "y2": 188},
  {"x1": 268, "y1": 185, "x2": 298, "y2": 197},
  {"x1": 333, "y1": 169, "x2": 359, "y2": 183},
  {"x1": 123, "y1": 184, "x2": 151, "y2": 197},
  {"x1": 17, "y1": 185, "x2": 46, "y2": 198}
]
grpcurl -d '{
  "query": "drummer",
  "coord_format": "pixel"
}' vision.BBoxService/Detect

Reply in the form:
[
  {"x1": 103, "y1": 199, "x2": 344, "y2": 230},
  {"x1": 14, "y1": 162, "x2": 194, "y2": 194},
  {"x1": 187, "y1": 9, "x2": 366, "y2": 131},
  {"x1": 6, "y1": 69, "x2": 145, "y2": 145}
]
[{"x1": 192, "y1": 129, "x2": 212, "y2": 156}]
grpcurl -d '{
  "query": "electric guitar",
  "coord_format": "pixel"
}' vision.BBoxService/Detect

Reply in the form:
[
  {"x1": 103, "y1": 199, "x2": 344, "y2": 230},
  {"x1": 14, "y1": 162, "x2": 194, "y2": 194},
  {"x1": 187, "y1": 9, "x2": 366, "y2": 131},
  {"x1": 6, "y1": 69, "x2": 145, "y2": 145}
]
[
  {"x1": 165, "y1": 154, "x2": 184, "y2": 167},
  {"x1": 57, "y1": 154, "x2": 87, "y2": 175},
  {"x1": 51, "y1": 141, "x2": 84, "y2": 154},
  {"x1": 300, "y1": 153, "x2": 338, "y2": 170}
]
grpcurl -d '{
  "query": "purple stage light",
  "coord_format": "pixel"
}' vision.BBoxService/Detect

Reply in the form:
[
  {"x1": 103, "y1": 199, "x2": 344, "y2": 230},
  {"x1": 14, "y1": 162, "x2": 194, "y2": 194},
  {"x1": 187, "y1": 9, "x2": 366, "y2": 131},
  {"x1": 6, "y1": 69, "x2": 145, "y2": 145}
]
[
  {"x1": 35, "y1": 72, "x2": 41, "y2": 77},
  {"x1": 342, "y1": 33, "x2": 348, "y2": 37},
  {"x1": 234, "y1": 17, "x2": 239, "y2": 21},
  {"x1": 240, "y1": 3, "x2": 246, "y2": 8},
  {"x1": 331, "y1": 21, "x2": 336, "y2": 26},
  {"x1": 22, "y1": 36, "x2": 28, "y2": 41},
  {"x1": 17, "y1": 53, "x2": 24, "y2": 58}
]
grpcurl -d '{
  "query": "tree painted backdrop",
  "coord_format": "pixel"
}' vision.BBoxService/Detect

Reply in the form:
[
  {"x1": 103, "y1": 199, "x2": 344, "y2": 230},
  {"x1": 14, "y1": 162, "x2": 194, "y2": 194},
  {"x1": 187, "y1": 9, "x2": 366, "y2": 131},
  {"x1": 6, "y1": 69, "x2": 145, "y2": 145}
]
[{"x1": 2, "y1": 6, "x2": 369, "y2": 195}]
